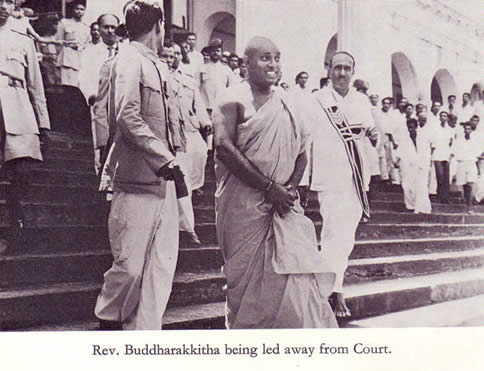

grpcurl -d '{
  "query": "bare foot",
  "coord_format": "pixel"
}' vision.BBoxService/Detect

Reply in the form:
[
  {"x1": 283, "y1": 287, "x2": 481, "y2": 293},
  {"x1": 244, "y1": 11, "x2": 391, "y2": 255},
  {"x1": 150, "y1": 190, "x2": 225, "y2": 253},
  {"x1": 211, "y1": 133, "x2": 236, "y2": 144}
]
[{"x1": 330, "y1": 292, "x2": 351, "y2": 318}]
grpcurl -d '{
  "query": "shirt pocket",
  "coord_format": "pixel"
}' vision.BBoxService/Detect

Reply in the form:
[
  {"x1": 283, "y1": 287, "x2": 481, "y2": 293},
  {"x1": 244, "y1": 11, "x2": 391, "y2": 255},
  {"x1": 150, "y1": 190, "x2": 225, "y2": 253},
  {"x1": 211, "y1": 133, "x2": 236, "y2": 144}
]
[
  {"x1": 6, "y1": 49, "x2": 27, "y2": 80},
  {"x1": 140, "y1": 79, "x2": 162, "y2": 116}
]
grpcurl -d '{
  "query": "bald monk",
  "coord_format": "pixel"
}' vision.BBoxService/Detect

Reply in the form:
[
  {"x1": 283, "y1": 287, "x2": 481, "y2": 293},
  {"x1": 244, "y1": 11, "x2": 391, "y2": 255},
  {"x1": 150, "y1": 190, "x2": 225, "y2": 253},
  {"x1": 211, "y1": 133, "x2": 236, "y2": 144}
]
[{"x1": 212, "y1": 36, "x2": 337, "y2": 329}]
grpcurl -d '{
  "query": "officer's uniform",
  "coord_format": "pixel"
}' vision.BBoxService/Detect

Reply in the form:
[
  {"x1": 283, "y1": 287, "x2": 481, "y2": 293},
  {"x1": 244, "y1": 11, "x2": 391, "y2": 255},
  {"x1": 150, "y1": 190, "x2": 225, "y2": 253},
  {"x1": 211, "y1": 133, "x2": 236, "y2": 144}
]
[
  {"x1": 55, "y1": 18, "x2": 90, "y2": 87},
  {"x1": 171, "y1": 68, "x2": 211, "y2": 233},
  {"x1": 0, "y1": 19, "x2": 50, "y2": 232}
]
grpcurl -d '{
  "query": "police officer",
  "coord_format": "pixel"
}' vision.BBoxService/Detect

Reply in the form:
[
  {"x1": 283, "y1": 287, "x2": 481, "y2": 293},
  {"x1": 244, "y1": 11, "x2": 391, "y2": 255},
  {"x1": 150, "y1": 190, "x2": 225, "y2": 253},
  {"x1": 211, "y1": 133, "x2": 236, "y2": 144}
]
[
  {"x1": 0, "y1": 0, "x2": 50, "y2": 247},
  {"x1": 160, "y1": 40, "x2": 212, "y2": 245}
]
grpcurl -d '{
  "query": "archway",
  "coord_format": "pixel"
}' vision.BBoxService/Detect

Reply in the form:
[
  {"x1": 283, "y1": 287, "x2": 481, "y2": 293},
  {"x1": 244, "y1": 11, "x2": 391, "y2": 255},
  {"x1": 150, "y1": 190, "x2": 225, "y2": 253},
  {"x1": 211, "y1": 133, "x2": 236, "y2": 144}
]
[
  {"x1": 391, "y1": 52, "x2": 418, "y2": 104},
  {"x1": 431, "y1": 69, "x2": 458, "y2": 104},
  {"x1": 324, "y1": 34, "x2": 338, "y2": 72},
  {"x1": 470, "y1": 81, "x2": 484, "y2": 104},
  {"x1": 204, "y1": 12, "x2": 236, "y2": 53}
]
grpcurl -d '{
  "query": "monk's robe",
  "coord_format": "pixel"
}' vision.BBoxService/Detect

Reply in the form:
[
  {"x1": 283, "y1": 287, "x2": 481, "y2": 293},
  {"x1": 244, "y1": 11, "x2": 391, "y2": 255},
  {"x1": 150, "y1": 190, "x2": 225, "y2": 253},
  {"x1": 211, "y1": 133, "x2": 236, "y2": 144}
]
[{"x1": 214, "y1": 87, "x2": 337, "y2": 329}]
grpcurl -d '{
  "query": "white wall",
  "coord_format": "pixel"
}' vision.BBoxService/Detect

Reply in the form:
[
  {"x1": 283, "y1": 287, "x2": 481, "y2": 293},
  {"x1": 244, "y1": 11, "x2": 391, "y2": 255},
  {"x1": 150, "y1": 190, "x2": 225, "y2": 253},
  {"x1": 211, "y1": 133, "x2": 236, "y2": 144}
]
[{"x1": 84, "y1": 0, "x2": 126, "y2": 25}]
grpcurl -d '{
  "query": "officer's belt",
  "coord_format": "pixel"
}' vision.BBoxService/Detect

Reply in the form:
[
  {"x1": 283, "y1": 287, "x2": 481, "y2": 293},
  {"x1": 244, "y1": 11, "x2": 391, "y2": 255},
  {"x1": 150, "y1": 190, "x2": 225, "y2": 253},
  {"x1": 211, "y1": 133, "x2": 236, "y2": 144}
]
[{"x1": 0, "y1": 72, "x2": 24, "y2": 89}]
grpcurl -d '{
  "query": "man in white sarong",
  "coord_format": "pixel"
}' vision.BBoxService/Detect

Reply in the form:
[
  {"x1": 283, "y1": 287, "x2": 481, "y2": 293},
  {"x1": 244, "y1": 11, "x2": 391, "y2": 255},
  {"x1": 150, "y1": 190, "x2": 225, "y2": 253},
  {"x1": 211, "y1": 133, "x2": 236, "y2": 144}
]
[
  {"x1": 413, "y1": 113, "x2": 435, "y2": 214},
  {"x1": 310, "y1": 51, "x2": 378, "y2": 318},
  {"x1": 213, "y1": 36, "x2": 337, "y2": 329},
  {"x1": 393, "y1": 118, "x2": 431, "y2": 213},
  {"x1": 94, "y1": 0, "x2": 182, "y2": 331}
]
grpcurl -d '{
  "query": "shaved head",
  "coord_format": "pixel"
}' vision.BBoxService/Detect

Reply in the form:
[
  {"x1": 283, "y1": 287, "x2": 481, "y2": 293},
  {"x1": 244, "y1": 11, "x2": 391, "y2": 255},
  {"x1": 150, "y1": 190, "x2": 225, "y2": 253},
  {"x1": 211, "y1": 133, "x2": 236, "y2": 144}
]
[
  {"x1": 244, "y1": 36, "x2": 281, "y2": 89},
  {"x1": 244, "y1": 36, "x2": 279, "y2": 62}
]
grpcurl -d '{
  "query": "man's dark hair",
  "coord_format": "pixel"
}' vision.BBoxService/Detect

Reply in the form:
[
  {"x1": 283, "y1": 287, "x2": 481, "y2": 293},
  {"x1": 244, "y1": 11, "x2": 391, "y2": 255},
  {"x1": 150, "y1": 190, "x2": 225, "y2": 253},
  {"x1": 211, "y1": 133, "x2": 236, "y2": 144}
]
[
  {"x1": 97, "y1": 13, "x2": 120, "y2": 27},
  {"x1": 463, "y1": 92, "x2": 470, "y2": 98},
  {"x1": 439, "y1": 111, "x2": 449, "y2": 117},
  {"x1": 407, "y1": 118, "x2": 418, "y2": 127},
  {"x1": 90, "y1": 22, "x2": 99, "y2": 30},
  {"x1": 329, "y1": 51, "x2": 356, "y2": 69},
  {"x1": 432, "y1": 100, "x2": 442, "y2": 106},
  {"x1": 448, "y1": 114, "x2": 457, "y2": 123},
  {"x1": 404, "y1": 103, "x2": 414, "y2": 110},
  {"x1": 187, "y1": 32, "x2": 197, "y2": 38},
  {"x1": 320, "y1": 77, "x2": 329, "y2": 89},
  {"x1": 398, "y1": 96, "x2": 408, "y2": 103},
  {"x1": 295, "y1": 71, "x2": 308, "y2": 83},
  {"x1": 124, "y1": 0, "x2": 163, "y2": 39},
  {"x1": 382, "y1": 97, "x2": 393, "y2": 104},
  {"x1": 115, "y1": 23, "x2": 128, "y2": 38},
  {"x1": 201, "y1": 46, "x2": 211, "y2": 55},
  {"x1": 471, "y1": 114, "x2": 480, "y2": 121},
  {"x1": 163, "y1": 38, "x2": 174, "y2": 49},
  {"x1": 448, "y1": 95, "x2": 456, "y2": 100}
]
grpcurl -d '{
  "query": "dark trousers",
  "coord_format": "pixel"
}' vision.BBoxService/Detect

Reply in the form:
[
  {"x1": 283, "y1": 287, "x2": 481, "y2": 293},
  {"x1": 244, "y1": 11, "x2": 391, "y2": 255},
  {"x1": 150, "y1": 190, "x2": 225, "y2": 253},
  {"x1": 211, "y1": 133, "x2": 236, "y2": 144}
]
[{"x1": 434, "y1": 161, "x2": 450, "y2": 203}]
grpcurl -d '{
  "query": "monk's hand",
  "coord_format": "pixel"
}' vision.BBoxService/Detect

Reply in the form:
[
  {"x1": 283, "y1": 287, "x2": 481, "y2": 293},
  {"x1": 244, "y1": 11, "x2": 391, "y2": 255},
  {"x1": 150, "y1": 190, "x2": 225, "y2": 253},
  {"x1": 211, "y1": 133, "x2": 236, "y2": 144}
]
[{"x1": 266, "y1": 183, "x2": 296, "y2": 216}]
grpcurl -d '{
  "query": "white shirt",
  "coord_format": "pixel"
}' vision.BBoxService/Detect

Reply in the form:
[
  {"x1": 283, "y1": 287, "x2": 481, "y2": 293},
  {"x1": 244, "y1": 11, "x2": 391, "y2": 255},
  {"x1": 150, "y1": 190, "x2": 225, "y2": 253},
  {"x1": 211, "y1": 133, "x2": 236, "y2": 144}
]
[
  {"x1": 187, "y1": 49, "x2": 203, "y2": 75},
  {"x1": 455, "y1": 103, "x2": 475, "y2": 122},
  {"x1": 416, "y1": 124, "x2": 435, "y2": 169},
  {"x1": 451, "y1": 135, "x2": 482, "y2": 162},
  {"x1": 199, "y1": 61, "x2": 232, "y2": 110},
  {"x1": 432, "y1": 124, "x2": 454, "y2": 161},
  {"x1": 310, "y1": 87, "x2": 376, "y2": 191},
  {"x1": 79, "y1": 41, "x2": 120, "y2": 100}
]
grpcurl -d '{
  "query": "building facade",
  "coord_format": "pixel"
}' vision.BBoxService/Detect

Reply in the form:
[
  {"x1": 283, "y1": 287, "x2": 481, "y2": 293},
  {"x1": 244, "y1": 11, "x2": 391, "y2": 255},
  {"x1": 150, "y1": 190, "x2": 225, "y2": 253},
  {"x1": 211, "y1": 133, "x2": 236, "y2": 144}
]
[{"x1": 32, "y1": 0, "x2": 482, "y2": 105}]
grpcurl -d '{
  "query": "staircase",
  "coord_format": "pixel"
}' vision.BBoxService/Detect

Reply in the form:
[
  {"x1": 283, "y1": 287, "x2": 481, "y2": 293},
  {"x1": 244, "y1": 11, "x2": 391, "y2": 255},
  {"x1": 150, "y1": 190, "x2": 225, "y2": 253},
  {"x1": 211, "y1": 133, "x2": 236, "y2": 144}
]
[{"x1": 1, "y1": 131, "x2": 483, "y2": 331}]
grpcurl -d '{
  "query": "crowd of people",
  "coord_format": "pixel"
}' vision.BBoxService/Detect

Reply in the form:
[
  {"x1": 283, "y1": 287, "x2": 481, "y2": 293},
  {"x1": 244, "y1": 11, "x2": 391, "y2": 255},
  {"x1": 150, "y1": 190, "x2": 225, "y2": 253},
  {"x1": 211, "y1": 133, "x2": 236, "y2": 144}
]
[{"x1": 0, "y1": 0, "x2": 483, "y2": 330}]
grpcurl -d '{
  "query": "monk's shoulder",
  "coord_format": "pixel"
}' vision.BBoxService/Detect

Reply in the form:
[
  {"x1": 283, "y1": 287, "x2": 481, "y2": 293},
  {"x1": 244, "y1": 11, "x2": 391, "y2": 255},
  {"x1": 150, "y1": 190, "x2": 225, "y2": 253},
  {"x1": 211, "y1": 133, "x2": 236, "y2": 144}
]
[{"x1": 218, "y1": 83, "x2": 250, "y2": 108}]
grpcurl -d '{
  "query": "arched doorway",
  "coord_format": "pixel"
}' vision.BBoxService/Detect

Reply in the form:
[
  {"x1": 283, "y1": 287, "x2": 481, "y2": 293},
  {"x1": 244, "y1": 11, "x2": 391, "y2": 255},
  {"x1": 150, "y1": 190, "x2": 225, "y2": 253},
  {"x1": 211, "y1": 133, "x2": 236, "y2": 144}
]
[
  {"x1": 324, "y1": 34, "x2": 337, "y2": 72},
  {"x1": 391, "y1": 52, "x2": 418, "y2": 104},
  {"x1": 470, "y1": 81, "x2": 483, "y2": 104},
  {"x1": 204, "y1": 12, "x2": 236, "y2": 53},
  {"x1": 431, "y1": 69, "x2": 457, "y2": 104}
]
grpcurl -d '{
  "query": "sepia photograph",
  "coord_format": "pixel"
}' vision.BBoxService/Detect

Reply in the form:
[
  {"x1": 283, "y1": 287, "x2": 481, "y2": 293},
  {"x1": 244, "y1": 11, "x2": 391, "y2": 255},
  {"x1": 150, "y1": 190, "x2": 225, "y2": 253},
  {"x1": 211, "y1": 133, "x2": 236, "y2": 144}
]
[{"x1": 0, "y1": 0, "x2": 483, "y2": 369}]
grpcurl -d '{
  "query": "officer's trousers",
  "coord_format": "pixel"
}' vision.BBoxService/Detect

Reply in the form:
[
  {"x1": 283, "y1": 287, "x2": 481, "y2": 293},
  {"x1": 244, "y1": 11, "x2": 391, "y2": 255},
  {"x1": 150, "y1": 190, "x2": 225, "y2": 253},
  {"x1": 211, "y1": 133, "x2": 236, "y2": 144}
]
[{"x1": 94, "y1": 184, "x2": 179, "y2": 330}]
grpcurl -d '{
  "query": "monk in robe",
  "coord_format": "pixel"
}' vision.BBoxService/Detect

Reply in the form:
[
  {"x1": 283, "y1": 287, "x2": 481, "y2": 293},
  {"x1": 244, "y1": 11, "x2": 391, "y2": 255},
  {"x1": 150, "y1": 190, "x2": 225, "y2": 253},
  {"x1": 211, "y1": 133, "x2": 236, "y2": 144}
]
[{"x1": 212, "y1": 36, "x2": 337, "y2": 329}]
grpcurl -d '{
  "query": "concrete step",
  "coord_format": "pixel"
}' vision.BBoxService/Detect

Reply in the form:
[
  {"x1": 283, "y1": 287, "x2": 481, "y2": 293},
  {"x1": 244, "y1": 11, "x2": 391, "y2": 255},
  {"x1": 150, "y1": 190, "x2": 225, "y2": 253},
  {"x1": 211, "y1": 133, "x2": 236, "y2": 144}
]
[
  {"x1": 194, "y1": 206, "x2": 484, "y2": 225},
  {"x1": 0, "y1": 200, "x2": 107, "y2": 226},
  {"x1": 344, "y1": 248, "x2": 484, "y2": 285},
  {"x1": 17, "y1": 168, "x2": 99, "y2": 187},
  {"x1": 2, "y1": 220, "x2": 483, "y2": 255},
  {"x1": 192, "y1": 222, "x2": 484, "y2": 245},
  {"x1": 0, "y1": 183, "x2": 101, "y2": 204},
  {"x1": 349, "y1": 236, "x2": 484, "y2": 259},
  {"x1": 14, "y1": 302, "x2": 227, "y2": 331},
  {"x1": 0, "y1": 269, "x2": 225, "y2": 330},
  {"x1": 38, "y1": 156, "x2": 94, "y2": 172},
  {"x1": 0, "y1": 246, "x2": 224, "y2": 287},
  {"x1": 370, "y1": 200, "x2": 484, "y2": 214},
  {"x1": 43, "y1": 145, "x2": 92, "y2": 161},
  {"x1": 3, "y1": 239, "x2": 482, "y2": 290},
  {"x1": 344, "y1": 268, "x2": 484, "y2": 320},
  {"x1": 15, "y1": 268, "x2": 484, "y2": 331},
  {"x1": 0, "y1": 225, "x2": 108, "y2": 252},
  {"x1": 345, "y1": 294, "x2": 484, "y2": 328},
  {"x1": 45, "y1": 132, "x2": 93, "y2": 152}
]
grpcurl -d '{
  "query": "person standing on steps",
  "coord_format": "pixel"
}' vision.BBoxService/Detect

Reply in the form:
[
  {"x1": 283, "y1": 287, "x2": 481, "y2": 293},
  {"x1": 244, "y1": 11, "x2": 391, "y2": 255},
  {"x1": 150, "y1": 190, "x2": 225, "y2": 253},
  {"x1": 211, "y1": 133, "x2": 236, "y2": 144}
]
[
  {"x1": 310, "y1": 51, "x2": 378, "y2": 319},
  {"x1": 213, "y1": 36, "x2": 337, "y2": 329},
  {"x1": 94, "y1": 0, "x2": 185, "y2": 331},
  {"x1": 0, "y1": 0, "x2": 51, "y2": 250}
]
